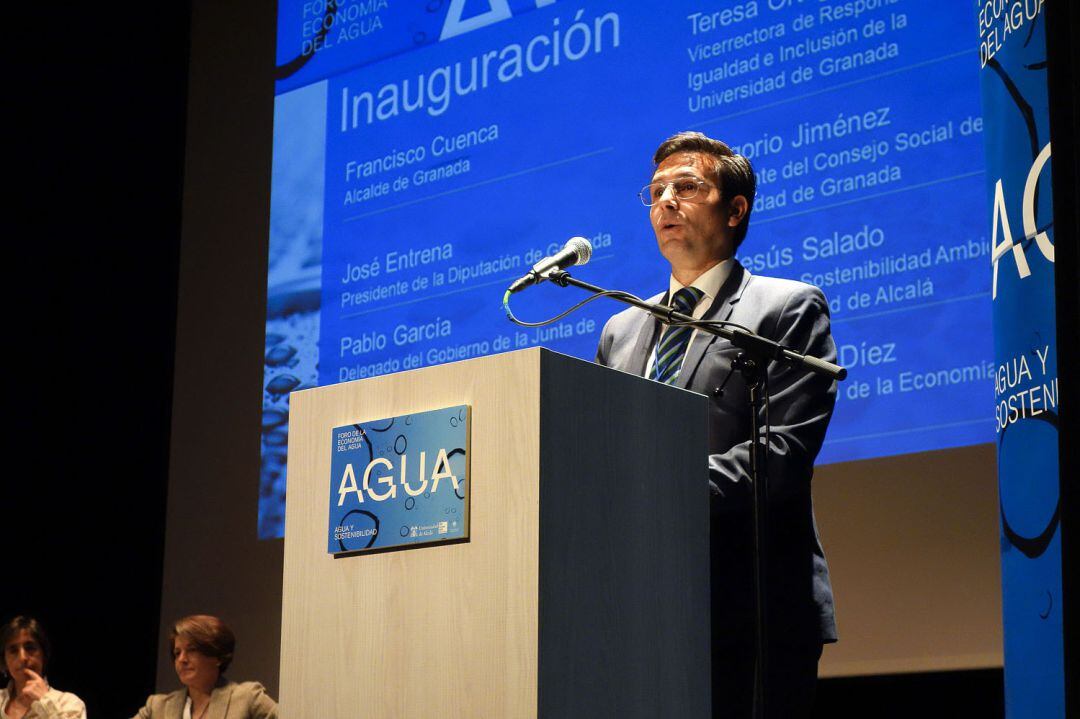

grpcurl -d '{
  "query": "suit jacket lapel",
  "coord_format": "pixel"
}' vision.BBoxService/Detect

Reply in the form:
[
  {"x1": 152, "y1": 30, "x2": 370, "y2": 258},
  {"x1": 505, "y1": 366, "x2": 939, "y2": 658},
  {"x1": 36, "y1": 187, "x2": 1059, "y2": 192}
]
[
  {"x1": 624, "y1": 291, "x2": 665, "y2": 377},
  {"x1": 166, "y1": 691, "x2": 186, "y2": 719},
  {"x1": 676, "y1": 261, "x2": 751, "y2": 389},
  {"x1": 207, "y1": 681, "x2": 233, "y2": 719}
]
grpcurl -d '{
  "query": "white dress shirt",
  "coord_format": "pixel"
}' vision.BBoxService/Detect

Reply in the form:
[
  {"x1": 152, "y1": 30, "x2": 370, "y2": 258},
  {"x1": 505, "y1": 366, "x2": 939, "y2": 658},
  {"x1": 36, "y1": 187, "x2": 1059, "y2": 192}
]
[{"x1": 0, "y1": 684, "x2": 86, "y2": 719}]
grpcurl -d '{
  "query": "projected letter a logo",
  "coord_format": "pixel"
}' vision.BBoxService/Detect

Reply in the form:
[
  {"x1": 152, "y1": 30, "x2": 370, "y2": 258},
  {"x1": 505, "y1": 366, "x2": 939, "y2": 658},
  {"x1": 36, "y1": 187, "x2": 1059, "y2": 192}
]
[{"x1": 440, "y1": 0, "x2": 556, "y2": 41}]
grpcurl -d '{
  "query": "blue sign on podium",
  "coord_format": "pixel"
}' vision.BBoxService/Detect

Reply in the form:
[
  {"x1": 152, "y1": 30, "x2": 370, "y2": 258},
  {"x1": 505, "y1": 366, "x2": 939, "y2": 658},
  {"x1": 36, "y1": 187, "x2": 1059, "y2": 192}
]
[{"x1": 328, "y1": 404, "x2": 469, "y2": 554}]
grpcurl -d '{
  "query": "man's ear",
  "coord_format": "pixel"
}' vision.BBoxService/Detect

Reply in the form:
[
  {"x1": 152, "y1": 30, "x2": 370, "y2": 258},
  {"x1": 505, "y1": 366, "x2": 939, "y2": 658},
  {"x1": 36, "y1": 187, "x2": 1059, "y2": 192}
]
[{"x1": 726, "y1": 195, "x2": 749, "y2": 228}]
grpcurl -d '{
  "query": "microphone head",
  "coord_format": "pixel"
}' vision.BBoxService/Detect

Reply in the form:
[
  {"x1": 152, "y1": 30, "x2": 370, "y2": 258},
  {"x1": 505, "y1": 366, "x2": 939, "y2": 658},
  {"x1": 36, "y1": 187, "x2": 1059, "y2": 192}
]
[{"x1": 567, "y1": 236, "x2": 593, "y2": 266}]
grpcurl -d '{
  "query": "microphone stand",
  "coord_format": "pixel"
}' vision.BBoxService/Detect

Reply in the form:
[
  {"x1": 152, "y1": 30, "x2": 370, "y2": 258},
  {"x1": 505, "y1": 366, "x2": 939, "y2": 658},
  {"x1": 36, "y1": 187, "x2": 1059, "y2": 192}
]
[
  {"x1": 545, "y1": 270, "x2": 845, "y2": 719},
  {"x1": 545, "y1": 270, "x2": 846, "y2": 382}
]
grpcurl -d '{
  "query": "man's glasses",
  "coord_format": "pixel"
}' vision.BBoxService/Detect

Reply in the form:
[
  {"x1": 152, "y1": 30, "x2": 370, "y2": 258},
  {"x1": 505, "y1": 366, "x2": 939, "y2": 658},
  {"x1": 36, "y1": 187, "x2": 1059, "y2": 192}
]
[{"x1": 638, "y1": 176, "x2": 710, "y2": 206}]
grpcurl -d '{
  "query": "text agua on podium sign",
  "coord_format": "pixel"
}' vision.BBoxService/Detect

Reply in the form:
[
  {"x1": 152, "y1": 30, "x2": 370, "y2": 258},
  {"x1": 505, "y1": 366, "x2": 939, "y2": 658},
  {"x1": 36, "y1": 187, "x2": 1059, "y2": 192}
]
[{"x1": 328, "y1": 405, "x2": 469, "y2": 555}]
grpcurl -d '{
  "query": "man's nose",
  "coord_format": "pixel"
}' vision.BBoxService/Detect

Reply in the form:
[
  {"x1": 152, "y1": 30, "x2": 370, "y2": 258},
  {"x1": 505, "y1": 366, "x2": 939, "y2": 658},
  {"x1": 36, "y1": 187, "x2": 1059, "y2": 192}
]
[{"x1": 658, "y1": 183, "x2": 679, "y2": 207}]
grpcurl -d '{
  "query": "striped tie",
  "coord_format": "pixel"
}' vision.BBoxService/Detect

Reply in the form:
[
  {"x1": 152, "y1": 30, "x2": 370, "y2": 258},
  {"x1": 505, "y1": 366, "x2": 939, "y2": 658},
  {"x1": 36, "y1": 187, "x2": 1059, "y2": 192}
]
[{"x1": 652, "y1": 286, "x2": 705, "y2": 385}]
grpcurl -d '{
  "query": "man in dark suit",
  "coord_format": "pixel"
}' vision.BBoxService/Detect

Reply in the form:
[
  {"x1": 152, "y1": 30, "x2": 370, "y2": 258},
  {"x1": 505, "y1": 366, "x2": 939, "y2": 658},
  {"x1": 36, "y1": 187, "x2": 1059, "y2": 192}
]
[{"x1": 596, "y1": 132, "x2": 838, "y2": 718}]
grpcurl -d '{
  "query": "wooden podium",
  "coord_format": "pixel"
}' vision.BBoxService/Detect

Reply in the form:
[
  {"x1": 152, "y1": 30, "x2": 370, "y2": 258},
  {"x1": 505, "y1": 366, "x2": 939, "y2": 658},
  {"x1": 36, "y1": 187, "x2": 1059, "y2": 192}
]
[{"x1": 279, "y1": 348, "x2": 710, "y2": 718}]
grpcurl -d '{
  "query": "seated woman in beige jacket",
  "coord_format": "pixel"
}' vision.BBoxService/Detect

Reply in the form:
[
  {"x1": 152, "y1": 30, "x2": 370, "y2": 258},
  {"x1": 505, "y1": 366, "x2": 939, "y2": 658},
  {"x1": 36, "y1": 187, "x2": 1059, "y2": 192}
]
[{"x1": 131, "y1": 616, "x2": 277, "y2": 719}]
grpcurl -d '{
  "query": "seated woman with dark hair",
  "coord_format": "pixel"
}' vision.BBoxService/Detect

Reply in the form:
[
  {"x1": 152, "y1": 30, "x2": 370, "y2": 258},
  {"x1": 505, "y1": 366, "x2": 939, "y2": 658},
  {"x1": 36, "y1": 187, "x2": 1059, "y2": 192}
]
[
  {"x1": 131, "y1": 615, "x2": 277, "y2": 719},
  {"x1": 1, "y1": 616, "x2": 86, "y2": 719}
]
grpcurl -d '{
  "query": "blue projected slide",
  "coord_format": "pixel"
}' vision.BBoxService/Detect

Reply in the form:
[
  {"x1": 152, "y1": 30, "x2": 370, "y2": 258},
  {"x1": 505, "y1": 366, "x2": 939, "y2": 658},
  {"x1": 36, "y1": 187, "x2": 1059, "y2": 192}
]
[{"x1": 260, "y1": 0, "x2": 990, "y2": 538}]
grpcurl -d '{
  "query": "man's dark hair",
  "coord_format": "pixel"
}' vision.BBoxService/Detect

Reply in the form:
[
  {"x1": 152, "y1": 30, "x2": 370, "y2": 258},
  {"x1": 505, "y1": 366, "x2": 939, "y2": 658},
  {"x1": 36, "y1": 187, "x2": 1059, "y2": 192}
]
[
  {"x1": 652, "y1": 131, "x2": 757, "y2": 249},
  {"x1": 1, "y1": 616, "x2": 52, "y2": 679}
]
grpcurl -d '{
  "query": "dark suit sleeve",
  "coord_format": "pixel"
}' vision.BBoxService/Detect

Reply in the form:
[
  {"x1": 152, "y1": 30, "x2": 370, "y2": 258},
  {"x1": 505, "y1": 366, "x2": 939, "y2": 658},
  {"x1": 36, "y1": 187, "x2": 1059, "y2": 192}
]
[{"x1": 708, "y1": 284, "x2": 837, "y2": 509}]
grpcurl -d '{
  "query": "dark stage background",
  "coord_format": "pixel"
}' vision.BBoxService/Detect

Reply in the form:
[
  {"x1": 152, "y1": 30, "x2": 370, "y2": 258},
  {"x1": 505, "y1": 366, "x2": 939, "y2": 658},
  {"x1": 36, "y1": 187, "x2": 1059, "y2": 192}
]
[{"x1": 3, "y1": 4, "x2": 188, "y2": 718}]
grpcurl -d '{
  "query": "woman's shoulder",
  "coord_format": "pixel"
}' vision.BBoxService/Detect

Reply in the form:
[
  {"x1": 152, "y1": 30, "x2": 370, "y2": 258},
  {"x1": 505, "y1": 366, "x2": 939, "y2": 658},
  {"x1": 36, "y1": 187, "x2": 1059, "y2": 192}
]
[
  {"x1": 35, "y1": 687, "x2": 87, "y2": 718},
  {"x1": 222, "y1": 680, "x2": 267, "y2": 695},
  {"x1": 218, "y1": 681, "x2": 278, "y2": 718}
]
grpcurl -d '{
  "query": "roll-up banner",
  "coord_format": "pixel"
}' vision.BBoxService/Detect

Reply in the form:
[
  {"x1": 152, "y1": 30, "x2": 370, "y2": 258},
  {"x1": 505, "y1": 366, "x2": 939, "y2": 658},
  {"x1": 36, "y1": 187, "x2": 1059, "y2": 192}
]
[{"x1": 978, "y1": 1, "x2": 1063, "y2": 716}]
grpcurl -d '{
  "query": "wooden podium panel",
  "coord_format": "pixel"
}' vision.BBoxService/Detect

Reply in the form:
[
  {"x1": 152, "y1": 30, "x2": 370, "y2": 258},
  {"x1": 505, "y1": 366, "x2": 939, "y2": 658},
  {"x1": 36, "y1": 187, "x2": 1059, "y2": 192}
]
[{"x1": 280, "y1": 348, "x2": 709, "y2": 718}]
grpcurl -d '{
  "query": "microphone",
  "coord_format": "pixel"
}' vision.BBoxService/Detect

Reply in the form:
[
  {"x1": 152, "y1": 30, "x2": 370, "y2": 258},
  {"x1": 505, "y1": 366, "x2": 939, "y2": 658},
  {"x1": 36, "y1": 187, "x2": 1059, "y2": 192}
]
[{"x1": 508, "y1": 237, "x2": 593, "y2": 294}]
